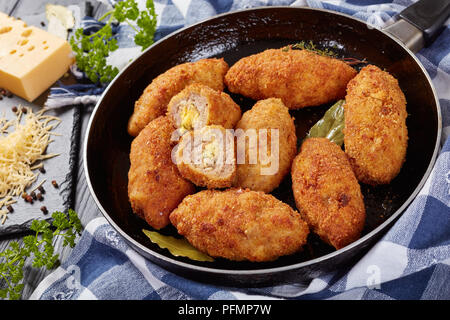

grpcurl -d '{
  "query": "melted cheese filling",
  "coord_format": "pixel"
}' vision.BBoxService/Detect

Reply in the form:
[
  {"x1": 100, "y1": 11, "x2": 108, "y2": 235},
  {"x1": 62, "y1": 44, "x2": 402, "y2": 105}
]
[{"x1": 180, "y1": 103, "x2": 199, "y2": 131}]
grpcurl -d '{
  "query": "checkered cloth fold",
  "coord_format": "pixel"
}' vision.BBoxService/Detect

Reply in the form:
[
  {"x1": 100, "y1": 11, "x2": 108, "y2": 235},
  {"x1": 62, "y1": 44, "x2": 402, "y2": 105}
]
[{"x1": 32, "y1": 0, "x2": 450, "y2": 300}]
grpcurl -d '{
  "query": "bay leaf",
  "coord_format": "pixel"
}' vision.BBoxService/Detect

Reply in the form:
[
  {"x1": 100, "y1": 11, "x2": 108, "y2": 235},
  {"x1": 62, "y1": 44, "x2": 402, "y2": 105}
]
[
  {"x1": 142, "y1": 229, "x2": 214, "y2": 262},
  {"x1": 307, "y1": 100, "x2": 345, "y2": 146}
]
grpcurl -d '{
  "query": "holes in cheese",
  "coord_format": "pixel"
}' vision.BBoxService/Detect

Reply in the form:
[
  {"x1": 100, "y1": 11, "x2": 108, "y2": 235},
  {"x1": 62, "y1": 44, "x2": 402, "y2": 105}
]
[
  {"x1": 21, "y1": 29, "x2": 32, "y2": 37},
  {"x1": 27, "y1": 45, "x2": 35, "y2": 51},
  {"x1": 18, "y1": 39, "x2": 28, "y2": 46},
  {"x1": 0, "y1": 26, "x2": 12, "y2": 34}
]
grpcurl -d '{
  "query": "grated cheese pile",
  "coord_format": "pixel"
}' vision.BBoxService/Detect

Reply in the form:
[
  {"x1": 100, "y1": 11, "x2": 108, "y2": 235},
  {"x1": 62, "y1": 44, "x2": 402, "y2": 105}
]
[{"x1": 0, "y1": 107, "x2": 60, "y2": 201}]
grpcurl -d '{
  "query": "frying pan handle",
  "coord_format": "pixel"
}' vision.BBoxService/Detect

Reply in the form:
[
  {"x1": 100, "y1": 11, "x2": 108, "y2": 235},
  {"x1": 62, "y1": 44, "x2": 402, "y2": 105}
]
[
  {"x1": 400, "y1": 0, "x2": 450, "y2": 44},
  {"x1": 383, "y1": 0, "x2": 450, "y2": 52}
]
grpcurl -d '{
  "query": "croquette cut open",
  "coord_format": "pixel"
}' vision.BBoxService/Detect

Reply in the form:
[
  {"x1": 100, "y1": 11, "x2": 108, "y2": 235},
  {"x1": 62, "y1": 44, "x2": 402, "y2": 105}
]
[
  {"x1": 128, "y1": 58, "x2": 229, "y2": 137},
  {"x1": 167, "y1": 83, "x2": 241, "y2": 132},
  {"x1": 174, "y1": 125, "x2": 236, "y2": 189}
]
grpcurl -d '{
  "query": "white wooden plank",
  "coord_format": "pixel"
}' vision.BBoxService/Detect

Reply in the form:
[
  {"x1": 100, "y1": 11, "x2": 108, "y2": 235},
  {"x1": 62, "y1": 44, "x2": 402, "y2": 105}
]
[{"x1": 0, "y1": 0, "x2": 105, "y2": 300}]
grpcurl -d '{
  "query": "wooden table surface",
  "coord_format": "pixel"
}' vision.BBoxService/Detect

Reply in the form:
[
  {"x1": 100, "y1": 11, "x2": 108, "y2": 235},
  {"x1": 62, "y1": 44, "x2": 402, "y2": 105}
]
[{"x1": 0, "y1": 0, "x2": 106, "y2": 299}]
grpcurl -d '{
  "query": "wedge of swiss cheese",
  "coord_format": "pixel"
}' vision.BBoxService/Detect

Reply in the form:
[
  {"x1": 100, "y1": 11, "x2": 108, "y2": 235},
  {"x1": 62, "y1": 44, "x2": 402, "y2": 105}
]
[{"x1": 0, "y1": 12, "x2": 73, "y2": 102}]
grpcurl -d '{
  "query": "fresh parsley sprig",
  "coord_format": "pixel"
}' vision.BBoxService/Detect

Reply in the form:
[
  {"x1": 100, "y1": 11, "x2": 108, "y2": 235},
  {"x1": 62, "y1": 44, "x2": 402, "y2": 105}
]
[
  {"x1": 70, "y1": 0, "x2": 157, "y2": 84},
  {"x1": 0, "y1": 209, "x2": 82, "y2": 300}
]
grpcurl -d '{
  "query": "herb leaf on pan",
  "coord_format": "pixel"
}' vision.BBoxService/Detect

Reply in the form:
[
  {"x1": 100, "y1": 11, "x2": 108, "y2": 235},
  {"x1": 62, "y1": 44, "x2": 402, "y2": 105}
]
[
  {"x1": 282, "y1": 40, "x2": 338, "y2": 58},
  {"x1": 307, "y1": 100, "x2": 345, "y2": 147},
  {"x1": 283, "y1": 41, "x2": 368, "y2": 66},
  {"x1": 70, "y1": 0, "x2": 157, "y2": 84},
  {"x1": 143, "y1": 229, "x2": 214, "y2": 262}
]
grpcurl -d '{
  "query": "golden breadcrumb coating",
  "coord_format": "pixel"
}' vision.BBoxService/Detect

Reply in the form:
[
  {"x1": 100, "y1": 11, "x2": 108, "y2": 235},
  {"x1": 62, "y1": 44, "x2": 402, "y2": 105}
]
[
  {"x1": 170, "y1": 188, "x2": 309, "y2": 262},
  {"x1": 128, "y1": 58, "x2": 229, "y2": 136},
  {"x1": 344, "y1": 65, "x2": 408, "y2": 185},
  {"x1": 234, "y1": 98, "x2": 297, "y2": 193},
  {"x1": 224, "y1": 48, "x2": 357, "y2": 109},
  {"x1": 291, "y1": 138, "x2": 366, "y2": 250},
  {"x1": 128, "y1": 116, "x2": 195, "y2": 229}
]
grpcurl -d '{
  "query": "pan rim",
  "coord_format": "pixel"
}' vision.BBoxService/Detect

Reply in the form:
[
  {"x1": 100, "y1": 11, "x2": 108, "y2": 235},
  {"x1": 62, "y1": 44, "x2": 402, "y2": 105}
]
[{"x1": 83, "y1": 6, "x2": 442, "y2": 277}]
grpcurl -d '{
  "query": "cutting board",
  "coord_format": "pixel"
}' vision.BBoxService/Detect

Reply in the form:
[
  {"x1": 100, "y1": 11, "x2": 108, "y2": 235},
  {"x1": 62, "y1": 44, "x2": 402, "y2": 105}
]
[
  {"x1": 0, "y1": 1, "x2": 89, "y2": 235},
  {"x1": 0, "y1": 96, "x2": 81, "y2": 235}
]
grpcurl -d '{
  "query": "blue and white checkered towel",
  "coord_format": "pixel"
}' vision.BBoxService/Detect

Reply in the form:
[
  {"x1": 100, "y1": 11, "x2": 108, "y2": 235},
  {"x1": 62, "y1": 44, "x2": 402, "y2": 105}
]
[{"x1": 32, "y1": 0, "x2": 450, "y2": 300}]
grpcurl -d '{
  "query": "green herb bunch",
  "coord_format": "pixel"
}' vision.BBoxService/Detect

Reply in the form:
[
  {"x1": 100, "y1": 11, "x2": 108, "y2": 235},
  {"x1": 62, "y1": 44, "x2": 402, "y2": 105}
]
[
  {"x1": 0, "y1": 209, "x2": 82, "y2": 300},
  {"x1": 70, "y1": 0, "x2": 157, "y2": 84}
]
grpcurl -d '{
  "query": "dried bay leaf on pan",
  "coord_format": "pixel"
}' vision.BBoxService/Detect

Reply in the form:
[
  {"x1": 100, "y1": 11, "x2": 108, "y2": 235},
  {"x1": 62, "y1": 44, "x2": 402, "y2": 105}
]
[
  {"x1": 142, "y1": 229, "x2": 214, "y2": 262},
  {"x1": 307, "y1": 100, "x2": 345, "y2": 147}
]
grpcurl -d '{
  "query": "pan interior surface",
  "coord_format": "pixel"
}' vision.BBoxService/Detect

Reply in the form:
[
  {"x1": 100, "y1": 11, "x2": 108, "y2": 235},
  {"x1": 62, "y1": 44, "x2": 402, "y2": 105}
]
[{"x1": 85, "y1": 8, "x2": 439, "y2": 277}]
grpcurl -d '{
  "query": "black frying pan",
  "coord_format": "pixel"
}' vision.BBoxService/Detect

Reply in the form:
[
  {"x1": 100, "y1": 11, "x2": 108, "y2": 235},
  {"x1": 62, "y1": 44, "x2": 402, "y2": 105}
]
[{"x1": 84, "y1": 1, "x2": 447, "y2": 287}]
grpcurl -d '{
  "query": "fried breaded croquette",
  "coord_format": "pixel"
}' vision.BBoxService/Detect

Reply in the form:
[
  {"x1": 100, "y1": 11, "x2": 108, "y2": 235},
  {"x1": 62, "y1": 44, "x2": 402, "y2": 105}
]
[
  {"x1": 128, "y1": 116, "x2": 195, "y2": 230},
  {"x1": 291, "y1": 137, "x2": 365, "y2": 250},
  {"x1": 224, "y1": 48, "x2": 357, "y2": 109},
  {"x1": 234, "y1": 98, "x2": 297, "y2": 193},
  {"x1": 127, "y1": 58, "x2": 229, "y2": 137},
  {"x1": 174, "y1": 125, "x2": 236, "y2": 189},
  {"x1": 343, "y1": 65, "x2": 408, "y2": 185},
  {"x1": 169, "y1": 188, "x2": 309, "y2": 262},
  {"x1": 167, "y1": 83, "x2": 241, "y2": 131}
]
